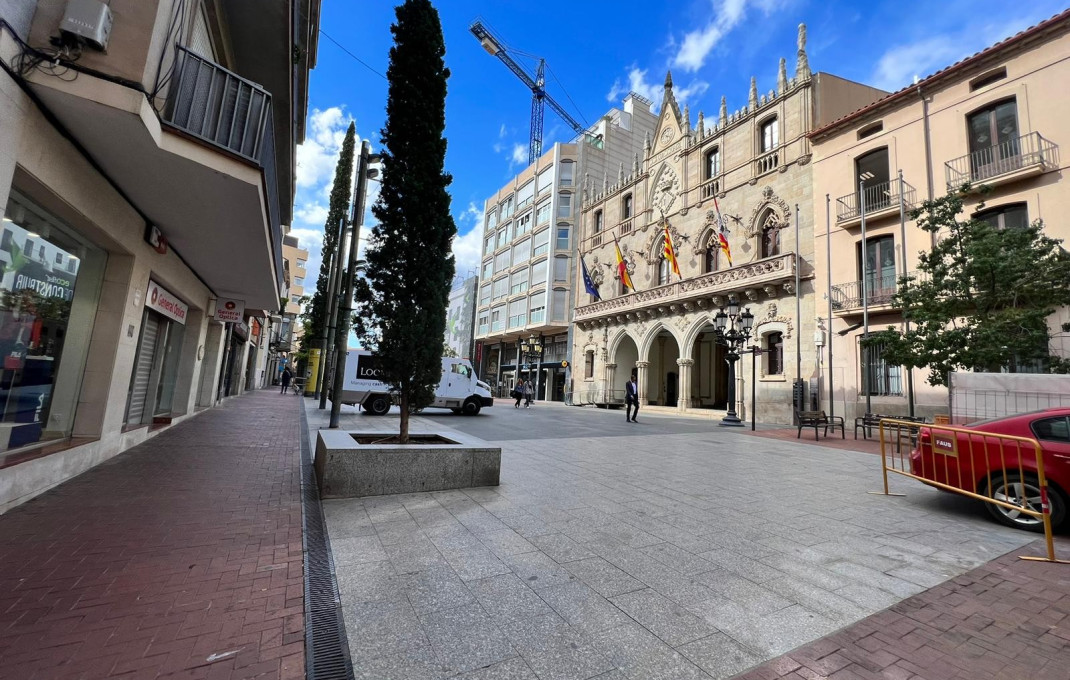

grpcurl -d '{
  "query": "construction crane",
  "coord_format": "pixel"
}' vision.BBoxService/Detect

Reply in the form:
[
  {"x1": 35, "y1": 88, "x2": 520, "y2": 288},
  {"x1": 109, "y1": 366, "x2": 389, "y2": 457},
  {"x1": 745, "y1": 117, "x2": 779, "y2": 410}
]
[{"x1": 470, "y1": 19, "x2": 589, "y2": 165}]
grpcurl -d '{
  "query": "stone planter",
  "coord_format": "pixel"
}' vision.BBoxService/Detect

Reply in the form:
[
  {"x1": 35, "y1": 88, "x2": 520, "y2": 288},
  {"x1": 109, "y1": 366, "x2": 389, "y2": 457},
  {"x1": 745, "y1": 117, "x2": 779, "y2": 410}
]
[{"x1": 314, "y1": 430, "x2": 501, "y2": 499}]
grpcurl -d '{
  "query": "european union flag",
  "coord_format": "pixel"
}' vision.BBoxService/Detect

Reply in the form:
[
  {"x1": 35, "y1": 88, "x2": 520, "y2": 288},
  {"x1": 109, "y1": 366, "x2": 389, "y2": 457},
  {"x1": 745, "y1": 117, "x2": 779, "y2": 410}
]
[{"x1": 580, "y1": 257, "x2": 600, "y2": 301}]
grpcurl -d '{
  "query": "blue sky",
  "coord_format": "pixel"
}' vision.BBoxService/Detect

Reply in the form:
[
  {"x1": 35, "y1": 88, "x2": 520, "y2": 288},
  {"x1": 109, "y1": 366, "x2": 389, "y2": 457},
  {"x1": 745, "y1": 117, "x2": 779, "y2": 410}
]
[{"x1": 290, "y1": 0, "x2": 1067, "y2": 288}]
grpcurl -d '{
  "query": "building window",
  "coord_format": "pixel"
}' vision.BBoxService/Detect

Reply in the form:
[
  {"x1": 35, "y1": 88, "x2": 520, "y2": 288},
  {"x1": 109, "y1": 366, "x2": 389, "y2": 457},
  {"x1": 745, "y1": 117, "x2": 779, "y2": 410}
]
[
  {"x1": 857, "y1": 122, "x2": 883, "y2": 140},
  {"x1": 860, "y1": 340, "x2": 903, "y2": 396},
  {"x1": 559, "y1": 161, "x2": 574, "y2": 186},
  {"x1": 557, "y1": 226, "x2": 569, "y2": 250},
  {"x1": 23, "y1": 239, "x2": 33, "y2": 256},
  {"x1": 977, "y1": 203, "x2": 1028, "y2": 230},
  {"x1": 622, "y1": 194, "x2": 633, "y2": 219},
  {"x1": 509, "y1": 269, "x2": 529, "y2": 295},
  {"x1": 508, "y1": 299, "x2": 526, "y2": 328},
  {"x1": 551, "y1": 289, "x2": 567, "y2": 321},
  {"x1": 558, "y1": 193, "x2": 572, "y2": 218},
  {"x1": 765, "y1": 332, "x2": 784, "y2": 375},
  {"x1": 858, "y1": 235, "x2": 897, "y2": 305},
  {"x1": 553, "y1": 256, "x2": 568, "y2": 282},
  {"x1": 297, "y1": 258, "x2": 307, "y2": 268},
  {"x1": 494, "y1": 250, "x2": 511, "y2": 273},
  {"x1": 487, "y1": 209, "x2": 498, "y2": 230},
  {"x1": 479, "y1": 285, "x2": 490, "y2": 306},
  {"x1": 55, "y1": 252, "x2": 63, "y2": 264},
  {"x1": 593, "y1": 210, "x2": 603, "y2": 235},
  {"x1": 478, "y1": 314, "x2": 489, "y2": 335},
  {"x1": 492, "y1": 277, "x2": 509, "y2": 301},
  {"x1": 856, "y1": 147, "x2": 890, "y2": 210},
  {"x1": 969, "y1": 67, "x2": 1007, "y2": 92},
  {"x1": 512, "y1": 238, "x2": 531, "y2": 263},
  {"x1": 501, "y1": 195, "x2": 515, "y2": 219},
  {"x1": 536, "y1": 200, "x2": 551, "y2": 224},
  {"x1": 761, "y1": 215, "x2": 781, "y2": 258},
  {"x1": 657, "y1": 251, "x2": 671, "y2": 286},
  {"x1": 484, "y1": 234, "x2": 494, "y2": 254},
  {"x1": 531, "y1": 258, "x2": 548, "y2": 285},
  {"x1": 496, "y1": 228, "x2": 508, "y2": 250},
  {"x1": 529, "y1": 291, "x2": 546, "y2": 323},
  {"x1": 491, "y1": 307, "x2": 504, "y2": 331},
  {"x1": 294, "y1": 277, "x2": 304, "y2": 286},
  {"x1": 704, "y1": 242, "x2": 719, "y2": 273},
  {"x1": 704, "y1": 147, "x2": 720, "y2": 179},
  {"x1": 967, "y1": 98, "x2": 1019, "y2": 180},
  {"x1": 533, "y1": 229, "x2": 550, "y2": 257},
  {"x1": 517, "y1": 180, "x2": 535, "y2": 210},
  {"x1": 482, "y1": 260, "x2": 493, "y2": 279},
  {"x1": 537, "y1": 167, "x2": 554, "y2": 193},
  {"x1": 760, "y1": 117, "x2": 779, "y2": 152},
  {"x1": 584, "y1": 350, "x2": 595, "y2": 379}
]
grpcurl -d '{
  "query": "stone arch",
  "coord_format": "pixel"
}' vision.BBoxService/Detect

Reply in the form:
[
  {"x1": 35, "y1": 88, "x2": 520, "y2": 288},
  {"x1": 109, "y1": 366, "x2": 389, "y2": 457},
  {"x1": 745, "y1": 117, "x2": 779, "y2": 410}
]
[
  {"x1": 638, "y1": 320, "x2": 682, "y2": 359},
  {"x1": 607, "y1": 327, "x2": 637, "y2": 359},
  {"x1": 681, "y1": 314, "x2": 715, "y2": 353}
]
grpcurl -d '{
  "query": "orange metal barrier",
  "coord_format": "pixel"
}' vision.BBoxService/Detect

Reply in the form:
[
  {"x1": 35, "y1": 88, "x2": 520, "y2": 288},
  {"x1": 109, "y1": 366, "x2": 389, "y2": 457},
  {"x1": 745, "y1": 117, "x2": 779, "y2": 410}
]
[{"x1": 871, "y1": 418, "x2": 1067, "y2": 564}]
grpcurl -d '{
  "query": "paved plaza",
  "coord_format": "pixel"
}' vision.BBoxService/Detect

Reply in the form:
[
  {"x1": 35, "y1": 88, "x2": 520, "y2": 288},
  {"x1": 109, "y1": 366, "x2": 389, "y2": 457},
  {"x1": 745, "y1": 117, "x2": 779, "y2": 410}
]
[{"x1": 305, "y1": 399, "x2": 1062, "y2": 680}]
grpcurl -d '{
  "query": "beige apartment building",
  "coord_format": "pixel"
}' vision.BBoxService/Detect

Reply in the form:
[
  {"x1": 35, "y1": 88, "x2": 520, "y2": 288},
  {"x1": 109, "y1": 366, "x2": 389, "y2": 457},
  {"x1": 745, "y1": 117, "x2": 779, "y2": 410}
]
[
  {"x1": 573, "y1": 26, "x2": 885, "y2": 424},
  {"x1": 0, "y1": 0, "x2": 319, "y2": 511},
  {"x1": 475, "y1": 95, "x2": 656, "y2": 401},
  {"x1": 809, "y1": 9, "x2": 1070, "y2": 422}
]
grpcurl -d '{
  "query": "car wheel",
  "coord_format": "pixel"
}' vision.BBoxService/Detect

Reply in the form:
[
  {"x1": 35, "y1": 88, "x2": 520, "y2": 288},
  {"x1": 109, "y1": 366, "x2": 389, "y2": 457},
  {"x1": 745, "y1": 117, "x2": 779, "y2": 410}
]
[
  {"x1": 365, "y1": 395, "x2": 391, "y2": 416},
  {"x1": 984, "y1": 473, "x2": 1067, "y2": 532},
  {"x1": 462, "y1": 398, "x2": 481, "y2": 416}
]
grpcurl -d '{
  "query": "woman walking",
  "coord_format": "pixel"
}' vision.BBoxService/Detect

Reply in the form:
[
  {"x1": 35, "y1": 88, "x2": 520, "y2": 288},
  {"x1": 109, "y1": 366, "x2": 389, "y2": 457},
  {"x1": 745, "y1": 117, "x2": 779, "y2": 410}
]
[
  {"x1": 512, "y1": 379, "x2": 524, "y2": 408},
  {"x1": 280, "y1": 366, "x2": 293, "y2": 394},
  {"x1": 523, "y1": 380, "x2": 534, "y2": 408}
]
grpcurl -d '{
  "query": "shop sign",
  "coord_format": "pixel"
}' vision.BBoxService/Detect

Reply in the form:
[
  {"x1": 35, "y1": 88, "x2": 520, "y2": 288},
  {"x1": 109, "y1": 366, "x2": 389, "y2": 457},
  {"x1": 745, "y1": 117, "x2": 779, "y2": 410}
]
[
  {"x1": 232, "y1": 321, "x2": 249, "y2": 341},
  {"x1": 146, "y1": 280, "x2": 188, "y2": 324},
  {"x1": 214, "y1": 297, "x2": 245, "y2": 323}
]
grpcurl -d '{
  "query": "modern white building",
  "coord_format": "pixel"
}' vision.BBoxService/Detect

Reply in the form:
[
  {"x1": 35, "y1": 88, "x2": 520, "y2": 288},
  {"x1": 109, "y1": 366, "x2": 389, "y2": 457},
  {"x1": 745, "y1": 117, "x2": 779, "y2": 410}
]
[{"x1": 474, "y1": 95, "x2": 656, "y2": 400}]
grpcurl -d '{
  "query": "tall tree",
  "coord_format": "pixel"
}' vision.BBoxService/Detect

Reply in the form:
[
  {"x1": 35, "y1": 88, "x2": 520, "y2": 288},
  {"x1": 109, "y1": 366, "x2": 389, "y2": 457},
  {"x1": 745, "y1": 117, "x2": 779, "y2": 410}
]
[
  {"x1": 864, "y1": 188, "x2": 1070, "y2": 386},
  {"x1": 355, "y1": 0, "x2": 456, "y2": 442},
  {"x1": 299, "y1": 122, "x2": 356, "y2": 353}
]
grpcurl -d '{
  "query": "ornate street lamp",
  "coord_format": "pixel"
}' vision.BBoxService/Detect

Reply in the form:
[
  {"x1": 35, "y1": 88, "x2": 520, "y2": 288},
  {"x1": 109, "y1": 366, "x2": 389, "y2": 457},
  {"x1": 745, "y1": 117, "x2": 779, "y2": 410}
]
[
  {"x1": 520, "y1": 333, "x2": 544, "y2": 398},
  {"x1": 713, "y1": 297, "x2": 754, "y2": 426}
]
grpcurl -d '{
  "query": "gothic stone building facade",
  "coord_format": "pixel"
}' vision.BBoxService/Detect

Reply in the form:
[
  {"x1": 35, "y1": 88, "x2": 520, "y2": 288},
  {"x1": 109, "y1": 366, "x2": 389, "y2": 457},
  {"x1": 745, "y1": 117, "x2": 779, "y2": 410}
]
[{"x1": 570, "y1": 26, "x2": 884, "y2": 424}]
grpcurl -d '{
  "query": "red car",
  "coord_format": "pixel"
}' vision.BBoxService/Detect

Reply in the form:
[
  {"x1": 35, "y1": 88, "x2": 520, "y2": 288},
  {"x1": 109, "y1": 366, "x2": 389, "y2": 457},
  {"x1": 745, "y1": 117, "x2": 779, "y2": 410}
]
[{"x1": 910, "y1": 408, "x2": 1070, "y2": 532}]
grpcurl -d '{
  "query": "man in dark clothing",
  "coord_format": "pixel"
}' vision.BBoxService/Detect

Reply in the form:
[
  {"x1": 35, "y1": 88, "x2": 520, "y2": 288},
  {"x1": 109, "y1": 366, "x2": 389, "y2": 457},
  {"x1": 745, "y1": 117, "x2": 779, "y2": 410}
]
[
  {"x1": 280, "y1": 367, "x2": 293, "y2": 394},
  {"x1": 625, "y1": 375, "x2": 639, "y2": 422}
]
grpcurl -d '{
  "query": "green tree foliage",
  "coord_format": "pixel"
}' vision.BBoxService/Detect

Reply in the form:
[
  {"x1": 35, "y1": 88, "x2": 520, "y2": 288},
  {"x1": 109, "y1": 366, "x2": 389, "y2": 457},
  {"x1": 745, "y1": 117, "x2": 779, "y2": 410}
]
[
  {"x1": 354, "y1": 0, "x2": 456, "y2": 441},
  {"x1": 299, "y1": 123, "x2": 356, "y2": 353},
  {"x1": 864, "y1": 188, "x2": 1070, "y2": 386}
]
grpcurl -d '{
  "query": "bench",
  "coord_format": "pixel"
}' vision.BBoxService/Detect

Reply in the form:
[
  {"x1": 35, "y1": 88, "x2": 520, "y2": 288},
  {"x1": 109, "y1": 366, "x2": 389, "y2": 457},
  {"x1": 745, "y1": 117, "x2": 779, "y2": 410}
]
[
  {"x1": 291, "y1": 377, "x2": 307, "y2": 395},
  {"x1": 797, "y1": 410, "x2": 845, "y2": 440},
  {"x1": 854, "y1": 413, "x2": 926, "y2": 440}
]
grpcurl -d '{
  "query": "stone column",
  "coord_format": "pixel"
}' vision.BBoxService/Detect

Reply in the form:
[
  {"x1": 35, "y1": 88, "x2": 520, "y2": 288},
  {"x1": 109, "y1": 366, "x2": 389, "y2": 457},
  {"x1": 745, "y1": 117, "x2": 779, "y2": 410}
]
[
  {"x1": 635, "y1": 360, "x2": 650, "y2": 406},
  {"x1": 677, "y1": 358, "x2": 694, "y2": 410},
  {"x1": 605, "y1": 363, "x2": 617, "y2": 399}
]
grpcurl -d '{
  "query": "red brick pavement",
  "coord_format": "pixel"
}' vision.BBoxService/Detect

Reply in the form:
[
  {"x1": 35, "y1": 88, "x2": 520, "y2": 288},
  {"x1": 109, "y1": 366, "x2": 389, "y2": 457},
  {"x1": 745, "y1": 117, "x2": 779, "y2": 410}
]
[
  {"x1": 733, "y1": 540, "x2": 1070, "y2": 680},
  {"x1": 0, "y1": 390, "x2": 305, "y2": 680},
  {"x1": 746, "y1": 426, "x2": 885, "y2": 456}
]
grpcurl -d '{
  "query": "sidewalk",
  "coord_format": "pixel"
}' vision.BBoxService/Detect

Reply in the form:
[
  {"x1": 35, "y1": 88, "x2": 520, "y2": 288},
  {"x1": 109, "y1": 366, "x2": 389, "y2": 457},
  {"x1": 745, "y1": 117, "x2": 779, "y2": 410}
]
[{"x1": 0, "y1": 390, "x2": 305, "y2": 680}]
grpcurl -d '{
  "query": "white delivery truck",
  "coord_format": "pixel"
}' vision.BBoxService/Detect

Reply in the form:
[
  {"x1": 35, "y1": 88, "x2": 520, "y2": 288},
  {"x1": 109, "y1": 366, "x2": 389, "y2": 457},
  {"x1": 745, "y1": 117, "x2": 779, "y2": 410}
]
[{"x1": 333, "y1": 349, "x2": 494, "y2": 416}]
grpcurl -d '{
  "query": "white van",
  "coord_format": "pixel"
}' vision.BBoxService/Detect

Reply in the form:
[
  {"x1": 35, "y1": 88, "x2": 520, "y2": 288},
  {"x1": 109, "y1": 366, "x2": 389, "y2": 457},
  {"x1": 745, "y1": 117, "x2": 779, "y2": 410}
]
[{"x1": 333, "y1": 350, "x2": 494, "y2": 415}]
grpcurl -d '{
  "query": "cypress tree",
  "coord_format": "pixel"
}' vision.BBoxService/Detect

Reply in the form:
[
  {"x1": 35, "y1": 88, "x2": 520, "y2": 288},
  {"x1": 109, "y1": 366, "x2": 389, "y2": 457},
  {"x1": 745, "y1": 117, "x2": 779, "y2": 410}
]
[
  {"x1": 300, "y1": 122, "x2": 356, "y2": 353},
  {"x1": 355, "y1": 0, "x2": 456, "y2": 442}
]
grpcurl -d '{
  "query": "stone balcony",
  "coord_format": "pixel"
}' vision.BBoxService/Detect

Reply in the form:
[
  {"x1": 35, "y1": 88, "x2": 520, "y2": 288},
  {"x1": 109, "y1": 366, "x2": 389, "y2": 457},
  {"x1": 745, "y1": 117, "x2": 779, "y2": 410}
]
[{"x1": 574, "y1": 253, "x2": 797, "y2": 327}]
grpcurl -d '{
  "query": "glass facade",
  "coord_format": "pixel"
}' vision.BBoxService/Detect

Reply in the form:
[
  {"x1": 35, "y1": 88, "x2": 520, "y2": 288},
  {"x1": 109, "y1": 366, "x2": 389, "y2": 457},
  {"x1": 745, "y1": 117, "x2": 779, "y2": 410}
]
[{"x1": 0, "y1": 192, "x2": 105, "y2": 453}]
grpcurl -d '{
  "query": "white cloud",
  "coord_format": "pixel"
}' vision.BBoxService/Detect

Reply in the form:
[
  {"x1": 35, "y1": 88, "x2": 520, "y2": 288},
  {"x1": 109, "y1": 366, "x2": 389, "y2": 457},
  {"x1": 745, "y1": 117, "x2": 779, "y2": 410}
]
[
  {"x1": 605, "y1": 66, "x2": 709, "y2": 114},
  {"x1": 295, "y1": 107, "x2": 354, "y2": 188},
  {"x1": 672, "y1": 0, "x2": 785, "y2": 73},
  {"x1": 451, "y1": 208, "x2": 485, "y2": 280},
  {"x1": 509, "y1": 143, "x2": 527, "y2": 168},
  {"x1": 870, "y1": 37, "x2": 959, "y2": 92}
]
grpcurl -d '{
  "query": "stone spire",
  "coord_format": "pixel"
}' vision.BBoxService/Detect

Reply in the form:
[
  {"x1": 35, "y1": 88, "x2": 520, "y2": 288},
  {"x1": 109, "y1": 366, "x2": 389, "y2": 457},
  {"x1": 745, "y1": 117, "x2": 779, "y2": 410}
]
[
  {"x1": 632, "y1": 152, "x2": 640, "y2": 175},
  {"x1": 696, "y1": 111, "x2": 704, "y2": 137},
  {"x1": 662, "y1": 69, "x2": 682, "y2": 125},
  {"x1": 719, "y1": 96, "x2": 727, "y2": 127},
  {"x1": 618, "y1": 162, "x2": 625, "y2": 184},
  {"x1": 665, "y1": 70, "x2": 673, "y2": 89},
  {"x1": 748, "y1": 77, "x2": 758, "y2": 110},
  {"x1": 644, "y1": 131, "x2": 652, "y2": 153},
  {"x1": 796, "y1": 23, "x2": 811, "y2": 80},
  {"x1": 602, "y1": 171, "x2": 609, "y2": 194},
  {"x1": 683, "y1": 104, "x2": 691, "y2": 133},
  {"x1": 777, "y1": 57, "x2": 788, "y2": 94},
  {"x1": 583, "y1": 172, "x2": 590, "y2": 201}
]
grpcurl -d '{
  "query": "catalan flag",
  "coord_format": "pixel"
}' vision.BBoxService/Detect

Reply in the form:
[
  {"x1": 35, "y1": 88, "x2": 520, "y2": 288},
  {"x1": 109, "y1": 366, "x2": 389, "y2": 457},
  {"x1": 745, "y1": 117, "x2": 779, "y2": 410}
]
[
  {"x1": 713, "y1": 196, "x2": 733, "y2": 267},
  {"x1": 614, "y1": 239, "x2": 634, "y2": 292},
  {"x1": 580, "y1": 257, "x2": 600, "y2": 301},
  {"x1": 663, "y1": 224, "x2": 681, "y2": 279}
]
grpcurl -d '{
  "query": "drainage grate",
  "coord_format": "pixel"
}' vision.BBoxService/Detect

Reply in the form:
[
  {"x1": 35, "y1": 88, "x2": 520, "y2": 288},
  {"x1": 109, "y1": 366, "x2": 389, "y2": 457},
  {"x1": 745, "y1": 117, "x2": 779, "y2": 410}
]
[{"x1": 300, "y1": 405, "x2": 355, "y2": 680}]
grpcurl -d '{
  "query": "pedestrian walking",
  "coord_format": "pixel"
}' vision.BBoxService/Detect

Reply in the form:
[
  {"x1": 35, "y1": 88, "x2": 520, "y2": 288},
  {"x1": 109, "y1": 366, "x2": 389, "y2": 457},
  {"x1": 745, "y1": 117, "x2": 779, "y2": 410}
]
[
  {"x1": 280, "y1": 367, "x2": 292, "y2": 394},
  {"x1": 512, "y1": 379, "x2": 524, "y2": 408},
  {"x1": 625, "y1": 374, "x2": 639, "y2": 422},
  {"x1": 523, "y1": 380, "x2": 534, "y2": 408}
]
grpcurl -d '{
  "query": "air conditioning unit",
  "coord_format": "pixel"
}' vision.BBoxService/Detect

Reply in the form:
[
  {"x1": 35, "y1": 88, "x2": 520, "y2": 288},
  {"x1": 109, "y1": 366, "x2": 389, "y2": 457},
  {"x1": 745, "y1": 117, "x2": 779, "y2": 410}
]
[{"x1": 59, "y1": 0, "x2": 113, "y2": 52}]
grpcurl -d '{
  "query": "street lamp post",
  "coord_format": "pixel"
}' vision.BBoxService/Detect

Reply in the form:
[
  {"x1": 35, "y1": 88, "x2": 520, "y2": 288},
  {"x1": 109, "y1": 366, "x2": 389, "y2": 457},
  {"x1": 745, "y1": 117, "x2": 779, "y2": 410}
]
[
  {"x1": 520, "y1": 333, "x2": 543, "y2": 399},
  {"x1": 712, "y1": 297, "x2": 755, "y2": 427}
]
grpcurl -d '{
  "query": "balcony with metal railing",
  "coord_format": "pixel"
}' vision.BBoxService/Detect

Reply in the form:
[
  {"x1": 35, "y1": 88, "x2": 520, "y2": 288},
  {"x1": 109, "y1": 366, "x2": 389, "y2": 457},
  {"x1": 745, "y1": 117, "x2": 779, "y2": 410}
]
[
  {"x1": 830, "y1": 270, "x2": 918, "y2": 313},
  {"x1": 835, "y1": 179, "x2": 917, "y2": 227},
  {"x1": 944, "y1": 132, "x2": 1058, "y2": 190}
]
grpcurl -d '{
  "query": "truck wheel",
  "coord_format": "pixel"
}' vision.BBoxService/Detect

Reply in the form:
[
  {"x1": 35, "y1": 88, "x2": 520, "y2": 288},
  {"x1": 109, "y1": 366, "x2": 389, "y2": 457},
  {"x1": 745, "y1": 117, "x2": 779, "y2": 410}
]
[
  {"x1": 462, "y1": 398, "x2": 481, "y2": 416},
  {"x1": 365, "y1": 395, "x2": 391, "y2": 416}
]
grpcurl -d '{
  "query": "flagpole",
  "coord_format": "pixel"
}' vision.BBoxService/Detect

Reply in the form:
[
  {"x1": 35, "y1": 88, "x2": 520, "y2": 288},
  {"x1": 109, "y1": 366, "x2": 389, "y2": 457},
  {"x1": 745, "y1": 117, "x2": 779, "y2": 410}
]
[
  {"x1": 794, "y1": 204, "x2": 802, "y2": 407},
  {"x1": 826, "y1": 193, "x2": 834, "y2": 422}
]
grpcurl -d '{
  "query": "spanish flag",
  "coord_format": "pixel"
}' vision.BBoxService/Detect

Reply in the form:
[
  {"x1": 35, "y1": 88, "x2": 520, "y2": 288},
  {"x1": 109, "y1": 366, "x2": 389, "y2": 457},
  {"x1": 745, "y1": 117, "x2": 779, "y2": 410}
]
[
  {"x1": 663, "y1": 224, "x2": 681, "y2": 279},
  {"x1": 614, "y1": 239, "x2": 634, "y2": 292},
  {"x1": 719, "y1": 232, "x2": 733, "y2": 267},
  {"x1": 713, "y1": 196, "x2": 733, "y2": 267}
]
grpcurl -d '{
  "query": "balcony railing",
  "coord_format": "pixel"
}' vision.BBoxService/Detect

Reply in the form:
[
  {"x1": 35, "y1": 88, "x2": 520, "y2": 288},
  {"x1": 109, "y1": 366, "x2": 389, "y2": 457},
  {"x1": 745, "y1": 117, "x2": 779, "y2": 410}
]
[
  {"x1": 618, "y1": 218, "x2": 634, "y2": 236},
  {"x1": 574, "y1": 253, "x2": 796, "y2": 324},
  {"x1": 700, "y1": 178, "x2": 720, "y2": 199},
  {"x1": 836, "y1": 179, "x2": 917, "y2": 223},
  {"x1": 164, "y1": 46, "x2": 272, "y2": 163},
  {"x1": 830, "y1": 270, "x2": 918, "y2": 311},
  {"x1": 755, "y1": 149, "x2": 779, "y2": 175},
  {"x1": 944, "y1": 131, "x2": 1058, "y2": 189}
]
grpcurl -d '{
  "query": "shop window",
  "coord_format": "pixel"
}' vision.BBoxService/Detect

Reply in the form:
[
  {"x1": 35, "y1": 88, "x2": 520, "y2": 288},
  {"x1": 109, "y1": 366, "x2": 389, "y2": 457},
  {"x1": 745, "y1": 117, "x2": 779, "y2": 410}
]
[{"x1": 0, "y1": 191, "x2": 105, "y2": 453}]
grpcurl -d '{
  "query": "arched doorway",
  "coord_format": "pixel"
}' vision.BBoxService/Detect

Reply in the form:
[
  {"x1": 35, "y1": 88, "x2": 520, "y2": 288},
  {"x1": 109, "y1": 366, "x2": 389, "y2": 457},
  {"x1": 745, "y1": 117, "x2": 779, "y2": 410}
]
[
  {"x1": 690, "y1": 323, "x2": 729, "y2": 409},
  {"x1": 645, "y1": 328, "x2": 680, "y2": 407},
  {"x1": 611, "y1": 333, "x2": 639, "y2": 401}
]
